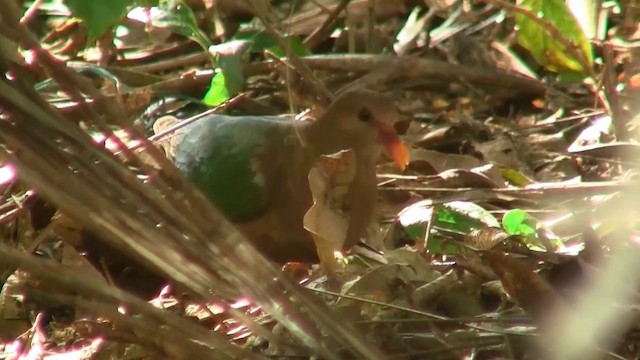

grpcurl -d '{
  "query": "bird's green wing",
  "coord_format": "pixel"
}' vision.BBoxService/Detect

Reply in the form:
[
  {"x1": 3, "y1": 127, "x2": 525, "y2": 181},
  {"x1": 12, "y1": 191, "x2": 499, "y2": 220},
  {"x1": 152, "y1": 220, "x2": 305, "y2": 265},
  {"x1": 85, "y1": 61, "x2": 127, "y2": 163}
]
[{"x1": 173, "y1": 115, "x2": 288, "y2": 221}]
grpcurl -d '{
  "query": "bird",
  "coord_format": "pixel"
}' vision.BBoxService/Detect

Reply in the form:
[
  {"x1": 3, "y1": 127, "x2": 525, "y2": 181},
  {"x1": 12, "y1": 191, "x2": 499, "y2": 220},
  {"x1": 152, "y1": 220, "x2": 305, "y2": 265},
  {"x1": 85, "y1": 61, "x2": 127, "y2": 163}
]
[{"x1": 154, "y1": 88, "x2": 409, "y2": 263}]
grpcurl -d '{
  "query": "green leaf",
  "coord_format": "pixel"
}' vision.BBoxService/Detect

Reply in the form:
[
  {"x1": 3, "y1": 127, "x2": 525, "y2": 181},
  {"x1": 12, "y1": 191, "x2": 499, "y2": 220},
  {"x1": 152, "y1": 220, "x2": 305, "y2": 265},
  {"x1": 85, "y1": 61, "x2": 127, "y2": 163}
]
[
  {"x1": 203, "y1": 72, "x2": 230, "y2": 106},
  {"x1": 397, "y1": 201, "x2": 433, "y2": 241},
  {"x1": 399, "y1": 201, "x2": 499, "y2": 239},
  {"x1": 397, "y1": 201, "x2": 500, "y2": 254},
  {"x1": 434, "y1": 202, "x2": 500, "y2": 232},
  {"x1": 515, "y1": 0, "x2": 593, "y2": 75},
  {"x1": 65, "y1": 0, "x2": 133, "y2": 40},
  {"x1": 557, "y1": 70, "x2": 592, "y2": 84},
  {"x1": 209, "y1": 40, "x2": 250, "y2": 96},
  {"x1": 150, "y1": 0, "x2": 211, "y2": 52},
  {"x1": 502, "y1": 209, "x2": 564, "y2": 251},
  {"x1": 502, "y1": 209, "x2": 536, "y2": 236},
  {"x1": 205, "y1": 32, "x2": 307, "y2": 98},
  {"x1": 499, "y1": 166, "x2": 533, "y2": 186}
]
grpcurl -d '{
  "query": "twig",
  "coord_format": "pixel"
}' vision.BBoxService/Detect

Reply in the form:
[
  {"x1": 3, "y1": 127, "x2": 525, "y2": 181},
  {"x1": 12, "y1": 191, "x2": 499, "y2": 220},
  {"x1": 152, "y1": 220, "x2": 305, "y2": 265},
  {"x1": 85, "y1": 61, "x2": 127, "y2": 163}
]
[
  {"x1": 365, "y1": 0, "x2": 374, "y2": 53},
  {"x1": 127, "y1": 93, "x2": 248, "y2": 154},
  {"x1": 337, "y1": 57, "x2": 405, "y2": 94},
  {"x1": 310, "y1": 287, "x2": 529, "y2": 336},
  {"x1": 305, "y1": 0, "x2": 350, "y2": 51},
  {"x1": 245, "y1": 0, "x2": 334, "y2": 104},
  {"x1": 378, "y1": 180, "x2": 640, "y2": 204},
  {"x1": 20, "y1": 0, "x2": 44, "y2": 24},
  {"x1": 301, "y1": 54, "x2": 554, "y2": 98},
  {"x1": 602, "y1": 42, "x2": 628, "y2": 141},
  {"x1": 0, "y1": 247, "x2": 254, "y2": 359}
]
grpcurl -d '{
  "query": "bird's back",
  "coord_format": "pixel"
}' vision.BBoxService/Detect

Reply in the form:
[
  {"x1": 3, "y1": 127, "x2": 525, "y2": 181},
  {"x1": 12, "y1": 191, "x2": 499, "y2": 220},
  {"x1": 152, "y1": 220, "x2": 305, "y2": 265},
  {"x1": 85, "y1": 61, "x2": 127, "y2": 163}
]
[{"x1": 173, "y1": 115, "x2": 291, "y2": 221}]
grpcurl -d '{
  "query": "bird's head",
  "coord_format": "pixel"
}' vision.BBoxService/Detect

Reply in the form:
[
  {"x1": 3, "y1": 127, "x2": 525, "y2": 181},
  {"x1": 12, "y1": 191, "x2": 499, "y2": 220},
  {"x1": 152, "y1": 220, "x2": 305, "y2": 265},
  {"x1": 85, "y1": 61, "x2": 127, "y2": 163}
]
[{"x1": 320, "y1": 89, "x2": 409, "y2": 170}]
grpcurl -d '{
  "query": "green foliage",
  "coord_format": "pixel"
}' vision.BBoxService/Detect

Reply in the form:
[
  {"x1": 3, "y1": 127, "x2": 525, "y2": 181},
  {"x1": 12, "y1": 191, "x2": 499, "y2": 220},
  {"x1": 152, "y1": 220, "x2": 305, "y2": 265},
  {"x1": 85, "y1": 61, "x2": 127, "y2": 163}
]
[
  {"x1": 149, "y1": 0, "x2": 211, "y2": 51},
  {"x1": 515, "y1": 0, "x2": 594, "y2": 77},
  {"x1": 208, "y1": 40, "x2": 252, "y2": 102},
  {"x1": 203, "y1": 71, "x2": 230, "y2": 106},
  {"x1": 63, "y1": 0, "x2": 309, "y2": 108},
  {"x1": 64, "y1": 0, "x2": 198, "y2": 44},
  {"x1": 202, "y1": 30, "x2": 308, "y2": 106},
  {"x1": 398, "y1": 201, "x2": 500, "y2": 254},
  {"x1": 502, "y1": 209, "x2": 536, "y2": 236},
  {"x1": 499, "y1": 166, "x2": 532, "y2": 186},
  {"x1": 143, "y1": 0, "x2": 247, "y2": 105},
  {"x1": 502, "y1": 209, "x2": 563, "y2": 251},
  {"x1": 434, "y1": 202, "x2": 500, "y2": 231},
  {"x1": 65, "y1": 0, "x2": 133, "y2": 41}
]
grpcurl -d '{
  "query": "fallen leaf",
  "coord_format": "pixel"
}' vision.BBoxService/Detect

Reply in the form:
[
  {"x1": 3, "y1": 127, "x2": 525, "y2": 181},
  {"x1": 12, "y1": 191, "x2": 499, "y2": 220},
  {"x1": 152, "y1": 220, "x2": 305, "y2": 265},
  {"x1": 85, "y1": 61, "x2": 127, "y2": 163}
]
[{"x1": 304, "y1": 150, "x2": 357, "y2": 263}]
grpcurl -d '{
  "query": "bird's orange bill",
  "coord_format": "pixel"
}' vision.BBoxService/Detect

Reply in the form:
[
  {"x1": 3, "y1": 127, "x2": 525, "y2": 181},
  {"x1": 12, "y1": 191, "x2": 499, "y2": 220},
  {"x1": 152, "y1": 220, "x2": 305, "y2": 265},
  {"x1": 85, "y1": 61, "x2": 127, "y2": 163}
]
[{"x1": 376, "y1": 123, "x2": 409, "y2": 171}]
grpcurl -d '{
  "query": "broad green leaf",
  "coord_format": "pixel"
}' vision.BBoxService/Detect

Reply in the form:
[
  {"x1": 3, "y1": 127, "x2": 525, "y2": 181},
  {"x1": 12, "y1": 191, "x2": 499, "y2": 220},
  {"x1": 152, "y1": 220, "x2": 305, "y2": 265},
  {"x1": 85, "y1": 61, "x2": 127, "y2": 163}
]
[
  {"x1": 434, "y1": 202, "x2": 500, "y2": 232},
  {"x1": 204, "y1": 31, "x2": 307, "y2": 99},
  {"x1": 502, "y1": 209, "x2": 563, "y2": 251},
  {"x1": 209, "y1": 40, "x2": 251, "y2": 97},
  {"x1": 397, "y1": 201, "x2": 499, "y2": 254},
  {"x1": 65, "y1": 0, "x2": 133, "y2": 40},
  {"x1": 502, "y1": 209, "x2": 536, "y2": 236},
  {"x1": 150, "y1": 0, "x2": 211, "y2": 52},
  {"x1": 515, "y1": 0, "x2": 593, "y2": 75},
  {"x1": 397, "y1": 201, "x2": 433, "y2": 241},
  {"x1": 203, "y1": 72, "x2": 230, "y2": 106}
]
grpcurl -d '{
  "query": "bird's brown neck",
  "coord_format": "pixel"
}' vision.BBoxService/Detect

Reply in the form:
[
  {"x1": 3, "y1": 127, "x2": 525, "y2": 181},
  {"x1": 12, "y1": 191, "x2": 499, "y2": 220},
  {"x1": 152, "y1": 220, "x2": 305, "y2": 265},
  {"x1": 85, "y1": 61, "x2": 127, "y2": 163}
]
[{"x1": 297, "y1": 116, "x2": 348, "y2": 157}]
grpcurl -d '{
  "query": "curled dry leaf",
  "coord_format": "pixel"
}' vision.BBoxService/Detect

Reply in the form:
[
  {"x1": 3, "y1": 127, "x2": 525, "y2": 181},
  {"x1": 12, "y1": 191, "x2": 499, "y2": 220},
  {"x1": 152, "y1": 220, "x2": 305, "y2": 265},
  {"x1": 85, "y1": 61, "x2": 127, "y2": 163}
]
[{"x1": 304, "y1": 150, "x2": 357, "y2": 263}]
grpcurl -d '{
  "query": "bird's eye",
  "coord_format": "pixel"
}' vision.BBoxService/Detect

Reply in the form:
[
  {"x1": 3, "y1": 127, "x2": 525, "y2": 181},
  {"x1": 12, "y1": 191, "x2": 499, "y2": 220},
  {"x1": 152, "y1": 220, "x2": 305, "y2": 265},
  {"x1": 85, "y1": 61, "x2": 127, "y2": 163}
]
[{"x1": 358, "y1": 108, "x2": 372, "y2": 122}]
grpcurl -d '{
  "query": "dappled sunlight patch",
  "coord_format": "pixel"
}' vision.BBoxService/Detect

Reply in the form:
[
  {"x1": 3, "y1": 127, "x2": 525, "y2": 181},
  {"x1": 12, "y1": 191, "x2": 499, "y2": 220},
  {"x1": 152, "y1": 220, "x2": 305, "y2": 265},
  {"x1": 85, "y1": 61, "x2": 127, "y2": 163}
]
[{"x1": 0, "y1": 164, "x2": 16, "y2": 186}]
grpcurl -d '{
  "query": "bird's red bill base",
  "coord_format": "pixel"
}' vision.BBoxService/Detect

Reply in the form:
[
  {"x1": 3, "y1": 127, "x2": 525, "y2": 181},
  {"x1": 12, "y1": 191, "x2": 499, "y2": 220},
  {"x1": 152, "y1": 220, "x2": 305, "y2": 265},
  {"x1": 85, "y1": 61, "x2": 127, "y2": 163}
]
[{"x1": 376, "y1": 123, "x2": 410, "y2": 171}]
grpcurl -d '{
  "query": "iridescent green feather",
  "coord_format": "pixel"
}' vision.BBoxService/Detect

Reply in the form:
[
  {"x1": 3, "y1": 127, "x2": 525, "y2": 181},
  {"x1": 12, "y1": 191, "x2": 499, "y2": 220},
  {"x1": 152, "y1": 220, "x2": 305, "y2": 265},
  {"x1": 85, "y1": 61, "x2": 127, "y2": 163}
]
[{"x1": 173, "y1": 115, "x2": 287, "y2": 221}]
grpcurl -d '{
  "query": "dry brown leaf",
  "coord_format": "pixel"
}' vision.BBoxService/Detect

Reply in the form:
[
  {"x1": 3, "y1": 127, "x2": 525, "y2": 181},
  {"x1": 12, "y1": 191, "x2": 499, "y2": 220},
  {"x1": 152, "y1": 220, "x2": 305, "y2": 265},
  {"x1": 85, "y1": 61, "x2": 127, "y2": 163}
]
[
  {"x1": 303, "y1": 151, "x2": 356, "y2": 261},
  {"x1": 481, "y1": 250, "x2": 561, "y2": 323}
]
